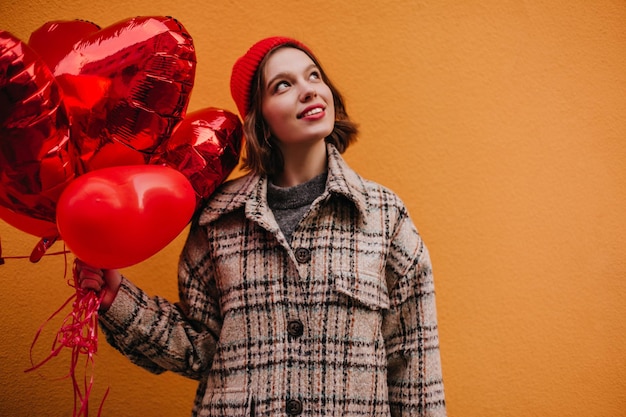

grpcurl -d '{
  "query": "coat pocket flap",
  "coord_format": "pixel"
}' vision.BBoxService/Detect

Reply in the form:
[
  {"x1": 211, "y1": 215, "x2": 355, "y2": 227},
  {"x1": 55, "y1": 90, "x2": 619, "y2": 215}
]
[{"x1": 333, "y1": 269, "x2": 390, "y2": 310}]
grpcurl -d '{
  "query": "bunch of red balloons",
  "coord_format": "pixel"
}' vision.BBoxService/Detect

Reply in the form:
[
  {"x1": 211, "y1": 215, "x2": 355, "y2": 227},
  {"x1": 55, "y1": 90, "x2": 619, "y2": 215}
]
[{"x1": 0, "y1": 16, "x2": 242, "y2": 268}]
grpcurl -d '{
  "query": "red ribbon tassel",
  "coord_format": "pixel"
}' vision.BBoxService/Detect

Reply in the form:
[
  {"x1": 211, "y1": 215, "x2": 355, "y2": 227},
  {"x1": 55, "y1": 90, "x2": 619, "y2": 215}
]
[{"x1": 26, "y1": 268, "x2": 108, "y2": 416}]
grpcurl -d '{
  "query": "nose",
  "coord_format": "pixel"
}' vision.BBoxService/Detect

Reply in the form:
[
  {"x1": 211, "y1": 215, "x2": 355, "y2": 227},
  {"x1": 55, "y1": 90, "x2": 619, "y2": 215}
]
[{"x1": 300, "y1": 84, "x2": 317, "y2": 101}]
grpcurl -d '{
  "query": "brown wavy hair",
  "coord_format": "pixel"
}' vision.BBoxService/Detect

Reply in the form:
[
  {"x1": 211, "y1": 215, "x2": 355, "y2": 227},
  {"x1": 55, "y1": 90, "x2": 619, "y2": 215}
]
[{"x1": 241, "y1": 43, "x2": 358, "y2": 177}]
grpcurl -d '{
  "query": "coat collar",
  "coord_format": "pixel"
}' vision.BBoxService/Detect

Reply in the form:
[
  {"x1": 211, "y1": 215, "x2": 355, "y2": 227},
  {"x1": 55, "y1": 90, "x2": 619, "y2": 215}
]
[{"x1": 198, "y1": 143, "x2": 369, "y2": 226}]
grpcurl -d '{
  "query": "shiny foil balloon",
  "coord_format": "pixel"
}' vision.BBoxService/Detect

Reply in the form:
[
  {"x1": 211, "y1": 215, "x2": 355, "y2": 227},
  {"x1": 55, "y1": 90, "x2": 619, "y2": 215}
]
[
  {"x1": 56, "y1": 165, "x2": 196, "y2": 269},
  {"x1": 32, "y1": 16, "x2": 197, "y2": 173},
  {"x1": 28, "y1": 19, "x2": 101, "y2": 72},
  {"x1": 0, "y1": 205, "x2": 58, "y2": 238},
  {"x1": 0, "y1": 31, "x2": 76, "y2": 233},
  {"x1": 151, "y1": 107, "x2": 243, "y2": 205}
]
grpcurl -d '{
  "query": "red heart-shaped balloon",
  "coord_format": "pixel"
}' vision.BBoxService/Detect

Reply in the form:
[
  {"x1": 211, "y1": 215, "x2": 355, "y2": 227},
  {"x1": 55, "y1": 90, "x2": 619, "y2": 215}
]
[
  {"x1": 0, "y1": 30, "x2": 76, "y2": 233},
  {"x1": 151, "y1": 107, "x2": 243, "y2": 205},
  {"x1": 28, "y1": 19, "x2": 101, "y2": 72},
  {"x1": 56, "y1": 164, "x2": 195, "y2": 269},
  {"x1": 0, "y1": 205, "x2": 59, "y2": 238},
  {"x1": 34, "y1": 16, "x2": 197, "y2": 173}
]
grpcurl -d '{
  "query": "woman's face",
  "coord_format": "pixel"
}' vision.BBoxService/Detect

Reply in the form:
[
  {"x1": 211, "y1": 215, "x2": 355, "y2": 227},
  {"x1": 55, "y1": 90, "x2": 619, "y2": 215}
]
[{"x1": 261, "y1": 47, "x2": 335, "y2": 148}]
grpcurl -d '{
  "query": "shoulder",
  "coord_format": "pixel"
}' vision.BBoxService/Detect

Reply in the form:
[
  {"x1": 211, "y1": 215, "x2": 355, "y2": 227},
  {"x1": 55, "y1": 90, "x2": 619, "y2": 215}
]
[
  {"x1": 360, "y1": 177, "x2": 424, "y2": 247},
  {"x1": 195, "y1": 173, "x2": 260, "y2": 226},
  {"x1": 360, "y1": 177, "x2": 411, "y2": 218},
  {"x1": 327, "y1": 145, "x2": 408, "y2": 220}
]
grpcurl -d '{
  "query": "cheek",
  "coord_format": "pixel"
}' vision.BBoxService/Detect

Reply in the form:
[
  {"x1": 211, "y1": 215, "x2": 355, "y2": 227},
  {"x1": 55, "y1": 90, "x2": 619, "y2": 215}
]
[
  {"x1": 262, "y1": 100, "x2": 289, "y2": 132},
  {"x1": 322, "y1": 87, "x2": 336, "y2": 118},
  {"x1": 261, "y1": 108, "x2": 277, "y2": 135},
  {"x1": 325, "y1": 102, "x2": 335, "y2": 126},
  {"x1": 325, "y1": 102, "x2": 336, "y2": 128}
]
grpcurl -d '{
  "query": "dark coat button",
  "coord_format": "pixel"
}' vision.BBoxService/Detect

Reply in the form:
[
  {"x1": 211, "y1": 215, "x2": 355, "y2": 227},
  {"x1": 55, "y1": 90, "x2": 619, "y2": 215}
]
[
  {"x1": 286, "y1": 399, "x2": 303, "y2": 415},
  {"x1": 287, "y1": 319, "x2": 304, "y2": 338},
  {"x1": 294, "y1": 247, "x2": 311, "y2": 263}
]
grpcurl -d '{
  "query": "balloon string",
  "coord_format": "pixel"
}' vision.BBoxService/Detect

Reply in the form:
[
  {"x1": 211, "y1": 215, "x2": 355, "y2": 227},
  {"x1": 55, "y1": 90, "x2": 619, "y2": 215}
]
[
  {"x1": 0, "y1": 235, "x2": 68, "y2": 264},
  {"x1": 25, "y1": 267, "x2": 109, "y2": 417},
  {"x1": 1, "y1": 250, "x2": 71, "y2": 260}
]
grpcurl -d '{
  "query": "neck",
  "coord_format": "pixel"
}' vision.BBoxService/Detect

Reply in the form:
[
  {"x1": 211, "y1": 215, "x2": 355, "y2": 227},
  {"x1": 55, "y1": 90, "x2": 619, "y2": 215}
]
[{"x1": 273, "y1": 140, "x2": 327, "y2": 187}]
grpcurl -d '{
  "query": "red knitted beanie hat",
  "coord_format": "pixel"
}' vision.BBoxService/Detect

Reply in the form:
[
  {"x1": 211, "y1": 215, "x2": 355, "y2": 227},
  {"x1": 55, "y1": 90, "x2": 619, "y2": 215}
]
[{"x1": 230, "y1": 36, "x2": 313, "y2": 120}]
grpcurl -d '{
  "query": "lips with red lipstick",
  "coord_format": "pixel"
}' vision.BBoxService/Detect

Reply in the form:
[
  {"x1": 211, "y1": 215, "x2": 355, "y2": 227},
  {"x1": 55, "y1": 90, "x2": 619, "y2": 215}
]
[{"x1": 297, "y1": 104, "x2": 326, "y2": 119}]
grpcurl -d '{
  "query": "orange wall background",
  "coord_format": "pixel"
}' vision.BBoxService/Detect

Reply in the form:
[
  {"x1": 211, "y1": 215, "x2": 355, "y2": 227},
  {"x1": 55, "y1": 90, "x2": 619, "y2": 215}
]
[{"x1": 1, "y1": 1, "x2": 625, "y2": 416}]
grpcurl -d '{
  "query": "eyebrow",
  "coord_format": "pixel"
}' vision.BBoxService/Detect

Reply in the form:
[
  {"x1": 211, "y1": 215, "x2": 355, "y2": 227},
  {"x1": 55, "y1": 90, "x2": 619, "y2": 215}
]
[{"x1": 265, "y1": 63, "x2": 319, "y2": 90}]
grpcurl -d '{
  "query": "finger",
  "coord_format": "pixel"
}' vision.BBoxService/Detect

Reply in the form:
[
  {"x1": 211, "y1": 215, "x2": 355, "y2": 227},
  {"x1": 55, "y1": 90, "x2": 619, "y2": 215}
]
[
  {"x1": 79, "y1": 268, "x2": 104, "y2": 281},
  {"x1": 80, "y1": 277, "x2": 103, "y2": 292},
  {"x1": 80, "y1": 266, "x2": 104, "y2": 278},
  {"x1": 74, "y1": 259, "x2": 103, "y2": 277},
  {"x1": 74, "y1": 258, "x2": 103, "y2": 274},
  {"x1": 78, "y1": 268, "x2": 105, "y2": 290}
]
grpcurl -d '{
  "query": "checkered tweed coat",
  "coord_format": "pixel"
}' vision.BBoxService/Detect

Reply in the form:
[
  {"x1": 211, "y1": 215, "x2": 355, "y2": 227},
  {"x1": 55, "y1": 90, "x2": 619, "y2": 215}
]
[{"x1": 100, "y1": 144, "x2": 446, "y2": 416}]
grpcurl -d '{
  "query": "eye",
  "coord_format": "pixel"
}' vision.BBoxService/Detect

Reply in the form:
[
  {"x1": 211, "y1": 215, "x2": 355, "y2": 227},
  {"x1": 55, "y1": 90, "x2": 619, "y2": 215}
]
[
  {"x1": 309, "y1": 70, "x2": 321, "y2": 81},
  {"x1": 274, "y1": 80, "x2": 290, "y2": 92}
]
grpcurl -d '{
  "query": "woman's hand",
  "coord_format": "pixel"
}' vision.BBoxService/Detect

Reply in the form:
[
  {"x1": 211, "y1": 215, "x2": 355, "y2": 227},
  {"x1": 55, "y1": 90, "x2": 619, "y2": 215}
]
[{"x1": 73, "y1": 258, "x2": 122, "y2": 312}]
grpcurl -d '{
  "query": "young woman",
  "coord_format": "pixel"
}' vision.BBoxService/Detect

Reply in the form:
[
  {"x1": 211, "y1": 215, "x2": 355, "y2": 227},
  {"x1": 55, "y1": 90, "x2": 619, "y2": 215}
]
[{"x1": 76, "y1": 36, "x2": 447, "y2": 417}]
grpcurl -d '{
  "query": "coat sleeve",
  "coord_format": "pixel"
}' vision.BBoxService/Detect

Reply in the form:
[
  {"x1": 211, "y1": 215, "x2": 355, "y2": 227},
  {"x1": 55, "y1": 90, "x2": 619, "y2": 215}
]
[
  {"x1": 98, "y1": 220, "x2": 222, "y2": 380},
  {"x1": 382, "y1": 206, "x2": 447, "y2": 416}
]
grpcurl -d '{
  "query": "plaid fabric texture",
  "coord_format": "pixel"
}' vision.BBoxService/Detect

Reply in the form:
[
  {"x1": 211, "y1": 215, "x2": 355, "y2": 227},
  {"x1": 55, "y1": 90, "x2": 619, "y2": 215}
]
[{"x1": 100, "y1": 144, "x2": 446, "y2": 416}]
